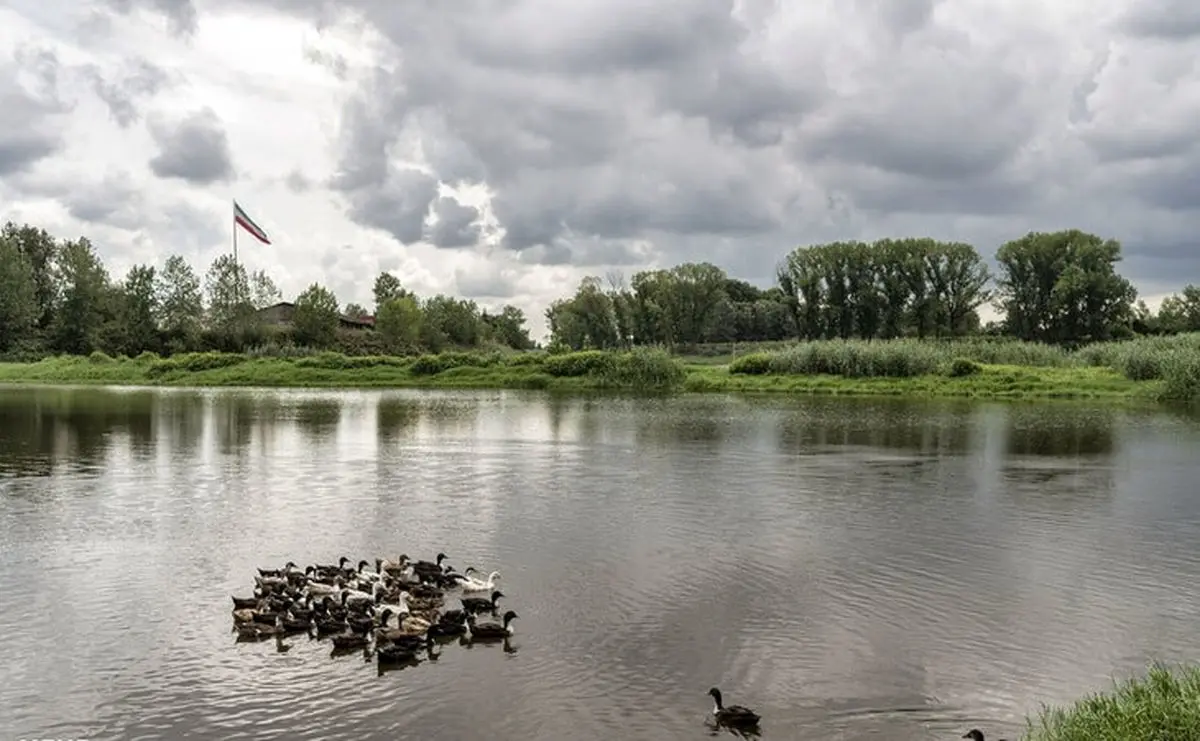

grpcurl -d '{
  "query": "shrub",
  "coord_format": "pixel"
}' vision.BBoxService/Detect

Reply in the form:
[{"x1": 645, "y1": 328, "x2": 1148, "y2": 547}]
[
  {"x1": 542, "y1": 350, "x2": 617, "y2": 377},
  {"x1": 88, "y1": 350, "x2": 114, "y2": 364},
  {"x1": 598, "y1": 348, "x2": 685, "y2": 390},
  {"x1": 947, "y1": 357, "x2": 982, "y2": 377},
  {"x1": 1159, "y1": 354, "x2": 1200, "y2": 402},
  {"x1": 729, "y1": 352, "x2": 773, "y2": 375}
]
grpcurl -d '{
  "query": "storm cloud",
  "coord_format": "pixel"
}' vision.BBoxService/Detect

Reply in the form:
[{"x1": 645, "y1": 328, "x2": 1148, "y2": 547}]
[
  {"x1": 4, "y1": 0, "x2": 1200, "y2": 321},
  {"x1": 147, "y1": 107, "x2": 234, "y2": 185}
]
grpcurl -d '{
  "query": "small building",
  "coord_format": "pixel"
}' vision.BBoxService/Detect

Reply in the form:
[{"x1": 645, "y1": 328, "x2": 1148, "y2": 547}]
[{"x1": 254, "y1": 302, "x2": 375, "y2": 330}]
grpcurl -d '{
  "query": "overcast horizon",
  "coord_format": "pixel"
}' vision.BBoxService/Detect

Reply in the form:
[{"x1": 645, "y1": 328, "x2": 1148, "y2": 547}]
[{"x1": 3, "y1": 0, "x2": 1198, "y2": 339}]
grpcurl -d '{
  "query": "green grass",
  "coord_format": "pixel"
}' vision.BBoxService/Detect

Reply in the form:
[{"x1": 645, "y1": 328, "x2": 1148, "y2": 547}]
[
  {"x1": 0, "y1": 348, "x2": 686, "y2": 394},
  {"x1": 1, "y1": 335, "x2": 1199, "y2": 403},
  {"x1": 1023, "y1": 663, "x2": 1200, "y2": 741}
]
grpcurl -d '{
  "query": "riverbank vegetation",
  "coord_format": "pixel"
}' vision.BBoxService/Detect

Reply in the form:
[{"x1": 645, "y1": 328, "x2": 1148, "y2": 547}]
[
  {"x1": 1023, "y1": 664, "x2": 1200, "y2": 741},
  {"x1": 3, "y1": 220, "x2": 1200, "y2": 400}
]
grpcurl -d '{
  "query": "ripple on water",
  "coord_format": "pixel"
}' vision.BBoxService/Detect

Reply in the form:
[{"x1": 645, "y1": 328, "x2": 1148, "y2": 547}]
[{"x1": 4, "y1": 390, "x2": 1200, "y2": 741}]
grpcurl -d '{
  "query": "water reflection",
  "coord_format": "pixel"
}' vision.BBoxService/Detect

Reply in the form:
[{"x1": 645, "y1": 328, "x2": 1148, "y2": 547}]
[{"x1": 1, "y1": 387, "x2": 1200, "y2": 741}]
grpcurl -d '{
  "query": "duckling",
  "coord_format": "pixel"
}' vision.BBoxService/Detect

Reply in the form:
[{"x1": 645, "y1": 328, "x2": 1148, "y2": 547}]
[
  {"x1": 279, "y1": 615, "x2": 312, "y2": 633},
  {"x1": 963, "y1": 730, "x2": 1006, "y2": 741},
  {"x1": 347, "y1": 611, "x2": 376, "y2": 634},
  {"x1": 340, "y1": 587, "x2": 374, "y2": 611},
  {"x1": 376, "y1": 634, "x2": 437, "y2": 664},
  {"x1": 331, "y1": 632, "x2": 370, "y2": 650},
  {"x1": 427, "y1": 616, "x2": 467, "y2": 637},
  {"x1": 231, "y1": 608, "x2": 259, "y2": 624},
  {"x1": 461, "y1": 590, "x2": 504, "y2": 615},
  {"x1": 313, "y1": 616, "x2": 344, "y2": 635},
  {"x1": 707, "y1": 688, "x2": 760, "y2": 729},
  {"x1": 231, "y1": 594, "x2": 261, "y2": 610},
  {"x1": 459, "y1": 568, "x2": 501, "y2": 593},
  {"x1": 411, "y1": 552, "x2": 450, "y2": 579},
  {"x1": 466, "y1": 610, "x2": 518, "y2": 639}
]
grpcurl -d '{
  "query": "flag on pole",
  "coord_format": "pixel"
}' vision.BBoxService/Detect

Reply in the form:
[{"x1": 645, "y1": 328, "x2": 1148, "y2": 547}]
[{"x1": 233, "y1": 200, "x2": 271, "y2": 245}]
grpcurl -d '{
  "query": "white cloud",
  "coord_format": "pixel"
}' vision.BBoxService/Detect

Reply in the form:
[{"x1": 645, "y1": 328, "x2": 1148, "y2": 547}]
[{"x1": 2, "y1": 0, "x2": 1199, "y2": 342}]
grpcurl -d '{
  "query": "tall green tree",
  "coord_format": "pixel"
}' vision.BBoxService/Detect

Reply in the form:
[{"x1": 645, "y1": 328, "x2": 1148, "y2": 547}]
[
  {"x1": 1157, "y1": 285, "x2": 1200, "y2": 334},
  {"x1": 344, "y1": 303, "x2": 368, "y2": 319},
  {"x1": 376, "y1": 295, "x2": 422, "y2": 350},
  {"x1": 120, "y1": 264, "x2": 160, "y2": 354},
  {"x1": 483, "y1": 305, "x2": 533, "y2": 349},
  {"x1": 249, "y1": 269, "x2": 281, "y2": 309},
  {"x1": 204, "y1": 255, "x2": 252, "y2": 329},
  {"x1": 372, "y1": 272, "x2": 407, "y2": 313},
  {"x1": 292, "y1": 283, "x2": 340, "y2": 347},
  {"x1": 1, "y1": 221, "x2": 60, "y2": 332},
  {"x1": 995, "y1": 230, "x2": 1136, "y2": 344},
  {"x1": 52, "y1": 238, "x2": 110, "y2": 354},
  {"x1": 156, "y1": 254, "x2": 204, "y2": 343},
  {"x1": 0, "y1": 235, "x2": 38, "y2": 352}
]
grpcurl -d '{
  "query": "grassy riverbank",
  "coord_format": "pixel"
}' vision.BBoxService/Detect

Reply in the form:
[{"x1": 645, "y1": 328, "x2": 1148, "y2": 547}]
[
  {"x1": 1024, "y1": 664, "x2": 1200, "y2": 741},
  {"x1": 0, "y1": 334, "x2": 1198, "y2": 402}
]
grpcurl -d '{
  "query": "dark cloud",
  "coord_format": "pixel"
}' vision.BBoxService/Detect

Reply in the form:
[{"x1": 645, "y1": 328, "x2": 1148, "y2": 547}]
[
  {"x1": 1118, "y1": 0, "x2": 1200, "y2": 40},
  {"x1": 147, "y1": 107, "x2": 234, "y2": 185},
  {"x1": 425, "y1": 196, "x2": 482, "y2": 248},
  {"x1": 285, "y1": 170, "x2": 313, "y2": 193},
  {"x1": 84, "y1": 58, "x2": 171, "y2": 127},
  {"x1": 10, "y1": 0, "x2": 1200, "y2": 295},
  {"x1": 103, "y1": 0, "x2": 198, "y2": 36},
  {"x1": 0, "y1": 48, "x2": 67, "y2": 176}
]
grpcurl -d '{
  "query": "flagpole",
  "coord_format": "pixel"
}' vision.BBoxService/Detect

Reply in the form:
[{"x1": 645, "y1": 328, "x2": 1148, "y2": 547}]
[
  {"x1": 232, "y1": 199, "x2": 240, "y2": 308},
  {"x1": 232, "y1": 200, "x2": 239, "y2": 267}
]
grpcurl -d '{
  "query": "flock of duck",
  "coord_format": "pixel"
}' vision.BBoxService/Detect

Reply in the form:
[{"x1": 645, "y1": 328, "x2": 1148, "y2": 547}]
[
  {"x1": 230, "y1": 553, "x2": 1007, "y2": 739},
  {"x1": 230, "y1": 553, "x2": 516, "y2": 672}
]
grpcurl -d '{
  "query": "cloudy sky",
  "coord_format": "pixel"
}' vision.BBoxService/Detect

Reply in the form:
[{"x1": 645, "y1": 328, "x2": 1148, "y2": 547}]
[{"x1": 2, "y1": 0, "x2": 1197, "y2": 337}]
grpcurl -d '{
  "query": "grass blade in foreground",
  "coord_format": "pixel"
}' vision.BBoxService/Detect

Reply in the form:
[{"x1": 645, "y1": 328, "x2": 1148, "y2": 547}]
[{"x1": 1024, "y1": 663, "x2": 1200, "y2": 741}]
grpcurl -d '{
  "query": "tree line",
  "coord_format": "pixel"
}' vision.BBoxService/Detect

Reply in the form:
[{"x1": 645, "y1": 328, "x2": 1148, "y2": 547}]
[
  {"x1": 0, "y1": 221, "x2": 534, "y2": 359},
  {"x1": 2, "y1": 221, "x2": 1199, "y2": 361},
  {"x1": 547, "y1": 229, "x2": 1200, "y2": 350}
]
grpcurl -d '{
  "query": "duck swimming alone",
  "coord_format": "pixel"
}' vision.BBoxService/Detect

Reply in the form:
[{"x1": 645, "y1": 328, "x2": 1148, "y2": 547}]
[
  {"x1": 963, "y1": 730, "x2": 1006, "y2": 741},
  {"x1": 707, "y1": 687, "x2": 760, "y2": 729}
]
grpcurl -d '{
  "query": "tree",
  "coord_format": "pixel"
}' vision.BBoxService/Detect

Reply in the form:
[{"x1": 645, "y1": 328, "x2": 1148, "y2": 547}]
[
  {"x1": 372, "y1": 272, "x2": 408, "y2": 313},
  {"x1": 121, "y1": 264, "x2": 160, "y2": 354},
  {"x1": 344, "y1": 303, "x2": 368, "y2": 319},
  {"x1": 204, "y1": 255, "x2": 252, "y2": 329},
  {"x1": 292, "y1": 283, "x2": 340, "y2": 347},
  {"x1": 420, "y1": 295, "x2": 483, "y2": 350},
  {"x1": 376, "y1": 295, "x2": 422, "y2": 350},
  {"x1": 249, "y1": 269, "x2": 281, "y2": 309},
  {"x1": 483, "y1": 305, "x2": 533, "y2": 349},
  {"x1": 1157, "y1": 286, "x2": 1200, "y2": 334},
  {"x1": 0, "y1": 234, "x2": 38, "y2": 352},
  {"x1": 995, "y1": 230, "x2": 1136, "y2": 344},
  {"x1": 156, "y1": 254, "x2": 203, "y2": 343},
  {"x1": 546, "y1": 277, "x2": 619, "y2": 349},
  {"x1": 52, "y1": 237, "x2": 109, "y2": 354},
  {"x1": 1, "y1": 221, "x2": 59, "y2": 332}
]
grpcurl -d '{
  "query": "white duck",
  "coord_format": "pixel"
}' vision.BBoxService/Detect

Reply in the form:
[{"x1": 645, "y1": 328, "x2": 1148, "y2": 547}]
[{"x1": 459, "y1": 568, "x2": 501, "y2": 593}]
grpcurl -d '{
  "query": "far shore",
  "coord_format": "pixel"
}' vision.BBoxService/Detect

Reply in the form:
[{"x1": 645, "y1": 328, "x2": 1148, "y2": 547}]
[{"x1": 0, "y1": 345, "x2": 1172, "y2": 404}]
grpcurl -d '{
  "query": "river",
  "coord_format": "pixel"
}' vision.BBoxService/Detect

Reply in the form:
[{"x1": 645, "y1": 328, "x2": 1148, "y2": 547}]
[{"x1": 1, "y1": 386, "x2": 1199, "y2": 741}]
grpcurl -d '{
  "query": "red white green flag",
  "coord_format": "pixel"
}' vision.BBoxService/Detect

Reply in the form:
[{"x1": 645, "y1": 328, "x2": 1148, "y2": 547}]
[{"x1": 233, "y1": 200, "x2": 271, "y2": 245}]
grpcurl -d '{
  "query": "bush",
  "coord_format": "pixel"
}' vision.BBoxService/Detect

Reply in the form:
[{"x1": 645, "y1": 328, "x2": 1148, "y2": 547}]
[
  {"x1": 88, "y1": 350, "x2": 114, "y2": 364},
  {"x1": 767, "y1": 339, "x2": 944, "y2": 378},
  {"x1": 1024, "y1": 664, "x2": 1200, "y2": 741},
  {"x1": 729, "y1": 352, "x2": 774, "y2": 375},
  {"x1": 1159, "y1": 354, "x2": 1200, "y2": 402},
  {"x1": 598, "y1": 348, "x2": 685, "y2": 390},
  {"x1": 542, "y1": 350, "x2": 617, "y2": 377},
  {"x1": 947, "y1": 357, "x2": 982, "y2": 377},
  {"x1": 408, "y1": 351, "x2": 500, "y2": 375}
]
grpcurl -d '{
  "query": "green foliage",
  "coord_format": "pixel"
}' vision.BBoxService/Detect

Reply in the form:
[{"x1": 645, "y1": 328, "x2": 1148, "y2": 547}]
[
  {"x1": 947, "y1": 357, "x2": 982, "y2": 377},
  {"x1": 292, "y1": 283, "x2": 340, "y2": 348},
  {"x1": 1024, "y1": 664, "x2": 1200, "y2": 741},
  {"x1": 542, "y1": 350, "x2": 616, "y2": 377},
  {"x1": 376, "y1": 296, "x2": 422, "y2": 351},
  {"x1": 156, "y1": 255, "x2": 203, "y2": 341},
  {"x1": 728, "y1": 352, "x2": 773, "y2": 375},
  {"x1": 0, "y1": 232, "x2": 38, "y2": 352},
  {"x1": 996, "y1": 230, "x2": 1137, "y2": 345},
  {"x1": 204, "y1": 254, "x2": 253, "y2": 329}
]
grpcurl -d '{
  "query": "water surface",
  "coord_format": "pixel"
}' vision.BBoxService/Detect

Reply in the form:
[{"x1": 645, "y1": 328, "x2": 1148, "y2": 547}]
[{"x1": 2, "y1": 386, "x2": 1200, "y2": 741}]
